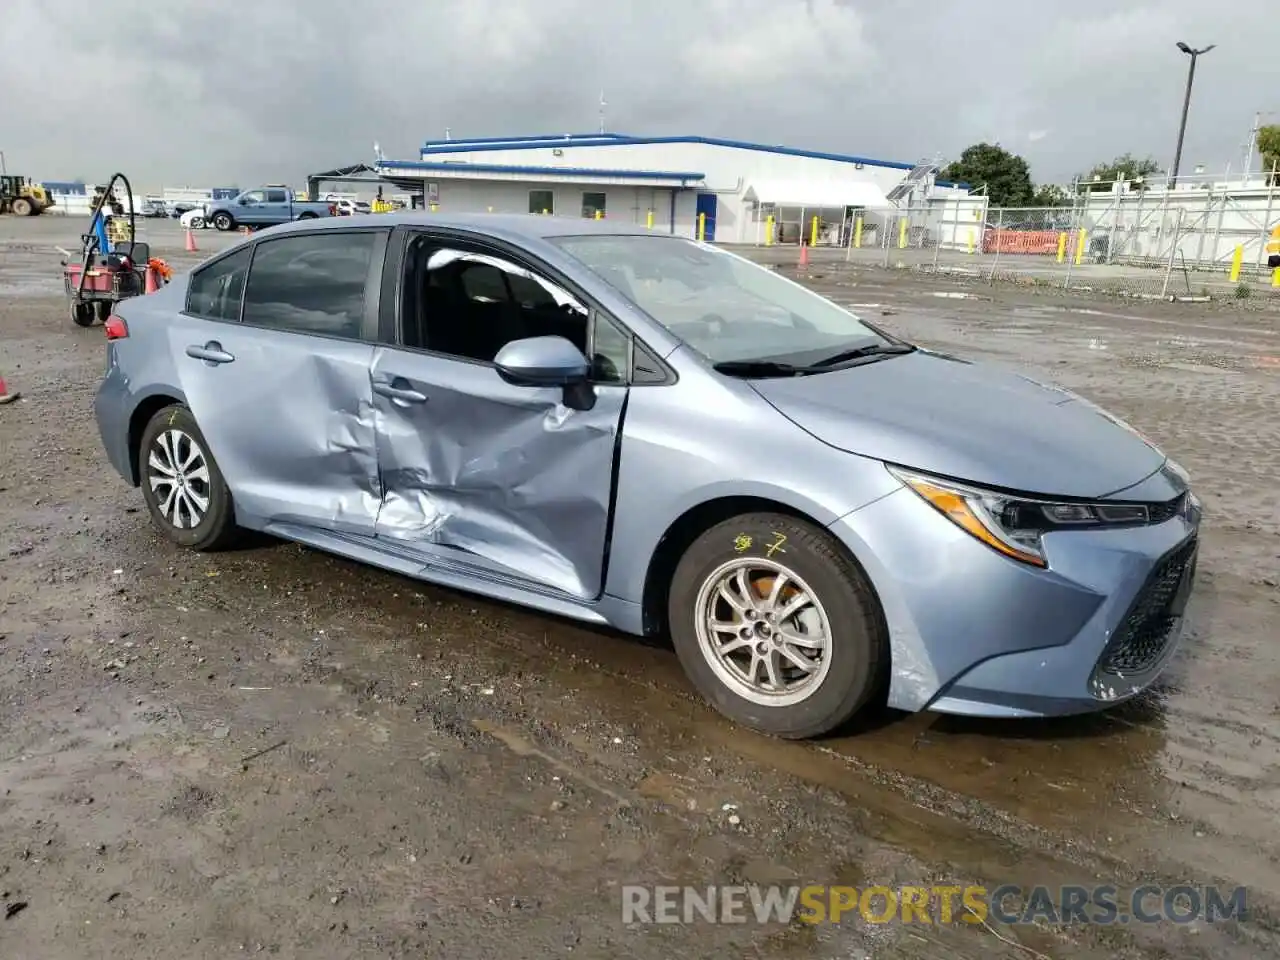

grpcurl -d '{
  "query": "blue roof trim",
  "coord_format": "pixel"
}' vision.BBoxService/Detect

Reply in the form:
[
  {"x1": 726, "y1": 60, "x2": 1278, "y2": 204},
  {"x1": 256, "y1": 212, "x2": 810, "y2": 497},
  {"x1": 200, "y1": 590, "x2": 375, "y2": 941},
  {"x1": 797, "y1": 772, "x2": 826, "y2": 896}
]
[
  {"x1": 380, "y1": 159, "x2": 705, "y2": 182},
  {"x1": 418, "y1": 133, "x2": 920, "y2": 172},
  {"x1": 421, "y1": 132, "x2": 629, "y2": 149}
]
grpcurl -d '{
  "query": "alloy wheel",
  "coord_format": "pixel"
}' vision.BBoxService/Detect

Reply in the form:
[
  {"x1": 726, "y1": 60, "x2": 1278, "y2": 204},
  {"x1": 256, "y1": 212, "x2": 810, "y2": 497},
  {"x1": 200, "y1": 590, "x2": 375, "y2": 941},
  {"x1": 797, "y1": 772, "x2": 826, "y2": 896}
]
[
  {"x1": 147, "y1": 428, "x2": 211, "y2": 529},
  {"x1": 693, "y1": 558, "x2": 833, "y2": 706}
]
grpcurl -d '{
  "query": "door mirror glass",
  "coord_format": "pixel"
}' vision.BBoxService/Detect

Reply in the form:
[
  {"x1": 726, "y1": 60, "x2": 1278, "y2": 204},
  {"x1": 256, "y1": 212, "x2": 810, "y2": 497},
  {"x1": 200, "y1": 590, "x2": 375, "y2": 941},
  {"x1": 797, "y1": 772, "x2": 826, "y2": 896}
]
[{"x1": 493, "y1": 335, "x2": 589, "y2": 387}]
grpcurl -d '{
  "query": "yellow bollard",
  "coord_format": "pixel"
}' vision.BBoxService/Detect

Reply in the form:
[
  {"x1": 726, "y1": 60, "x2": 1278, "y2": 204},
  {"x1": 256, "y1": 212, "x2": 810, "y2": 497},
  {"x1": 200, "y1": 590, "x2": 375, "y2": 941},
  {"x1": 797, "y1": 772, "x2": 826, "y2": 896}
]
[
  {"x1": 765, "y1": 215, "x2": 774, "y2": 245},
  {"x1": 1074, "y1": 230, "x2": 1087, "y2": 265},
  {"x1": 429, "y1": 202, "x2": 438, "y2": 213},
  {"x1": 698, "y1": 212, "x2": 706, "y2": 242},
  {"x1": 595, "y1": 209, "x2": 603, "y2": 220},
  {"x1": 1056, "y1": 232, "x2": 1067, "y2": 263},
  {"x1": 1229, "y1": 244, "x2": 1244, "y2": 282},
  {"x1": 1273, "y1": 266, "x2": 1280, "y2": 288},
  {"x1": 898, "y1": 218, "x2": 908, "y2": 249},
  {"x1": 810, "y1": 215, "x2": 819, "y2": 247},
  {"x1": 854, "y1": 217, "x2": 863, "y2": 249},
  {"x1": 646, "y1": 209, "x2": 654, "y2": 229},
  {"x1": 966, "y1": 228, "x2": 974, "y2": 254}
]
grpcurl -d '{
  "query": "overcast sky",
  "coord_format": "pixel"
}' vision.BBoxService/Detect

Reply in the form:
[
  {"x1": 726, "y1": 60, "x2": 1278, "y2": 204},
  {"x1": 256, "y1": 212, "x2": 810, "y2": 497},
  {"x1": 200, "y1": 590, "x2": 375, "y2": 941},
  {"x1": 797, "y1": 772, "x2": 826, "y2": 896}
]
[{"x1": 2, "y1": 0, "x2": 1273, "y2": 189}]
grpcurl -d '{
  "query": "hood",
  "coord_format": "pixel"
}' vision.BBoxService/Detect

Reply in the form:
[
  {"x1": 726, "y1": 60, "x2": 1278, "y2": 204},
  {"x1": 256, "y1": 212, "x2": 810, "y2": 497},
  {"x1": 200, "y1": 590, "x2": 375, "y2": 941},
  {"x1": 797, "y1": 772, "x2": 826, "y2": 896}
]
[{"x1": 749, "y1": 349, "x2": 1166, "y2": 498}]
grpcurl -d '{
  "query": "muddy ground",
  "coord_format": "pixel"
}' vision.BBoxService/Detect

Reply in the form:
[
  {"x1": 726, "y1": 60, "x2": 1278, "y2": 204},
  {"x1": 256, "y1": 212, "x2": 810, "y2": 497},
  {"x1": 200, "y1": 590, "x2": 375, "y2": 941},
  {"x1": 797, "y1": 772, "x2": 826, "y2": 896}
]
[{"x1": 1, "y1": 216, "x2": 1279, "y2": 959}]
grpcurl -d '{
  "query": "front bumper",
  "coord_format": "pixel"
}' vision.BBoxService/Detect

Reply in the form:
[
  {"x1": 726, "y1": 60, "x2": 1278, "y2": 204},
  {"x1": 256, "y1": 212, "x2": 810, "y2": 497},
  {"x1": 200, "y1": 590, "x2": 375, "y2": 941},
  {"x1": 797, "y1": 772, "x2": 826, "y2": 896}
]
[{"x1": 830, "y1": 484, "x2": 1201, "y2": 718}]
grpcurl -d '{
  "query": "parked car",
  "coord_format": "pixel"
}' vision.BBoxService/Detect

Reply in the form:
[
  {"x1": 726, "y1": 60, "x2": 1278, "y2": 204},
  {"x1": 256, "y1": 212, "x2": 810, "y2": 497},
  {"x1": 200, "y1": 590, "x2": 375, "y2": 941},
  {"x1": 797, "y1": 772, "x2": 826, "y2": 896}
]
[
  {"x1": 180, "y1": 208, "x2": 208, "y2": 230},
  {"x1": 141, "y1": 199, "x2": 169, "y2": 218},
  {"x1": 91, "y1": 214, "x2": 1200, "y2": 738},
  {"x1": 331, "y1": 198, "x2": 373, "y2": 216},
  {"x1": 203, "y1": 186, "x2": 335, "y2": 232},
  {"x1": 169, "y1": 202, "x2": 204, "y2": 219}
]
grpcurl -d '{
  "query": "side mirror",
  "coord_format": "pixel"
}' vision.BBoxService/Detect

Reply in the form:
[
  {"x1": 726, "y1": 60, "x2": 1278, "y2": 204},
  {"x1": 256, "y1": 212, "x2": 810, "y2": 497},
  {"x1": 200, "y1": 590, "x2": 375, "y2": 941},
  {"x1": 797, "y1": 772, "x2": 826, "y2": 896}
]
[{"x1": 493, "y1": 335, "x2": 589, "y2": 388}]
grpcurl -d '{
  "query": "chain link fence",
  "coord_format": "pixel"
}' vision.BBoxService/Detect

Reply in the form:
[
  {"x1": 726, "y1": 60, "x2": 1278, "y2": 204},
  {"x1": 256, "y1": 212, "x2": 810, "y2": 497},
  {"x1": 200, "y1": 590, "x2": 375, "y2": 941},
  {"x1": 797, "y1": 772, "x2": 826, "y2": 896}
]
[{"x1": 740, "y1": 188, "x2": 1280, "y2": 301}]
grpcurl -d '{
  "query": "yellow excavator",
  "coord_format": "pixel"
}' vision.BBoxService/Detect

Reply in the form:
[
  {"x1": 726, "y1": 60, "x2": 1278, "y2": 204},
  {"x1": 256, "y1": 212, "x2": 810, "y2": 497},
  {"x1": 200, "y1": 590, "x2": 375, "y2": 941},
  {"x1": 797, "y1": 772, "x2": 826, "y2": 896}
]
[{"x1": 0, "y1": 175, "x2": 53, "y2": 216}]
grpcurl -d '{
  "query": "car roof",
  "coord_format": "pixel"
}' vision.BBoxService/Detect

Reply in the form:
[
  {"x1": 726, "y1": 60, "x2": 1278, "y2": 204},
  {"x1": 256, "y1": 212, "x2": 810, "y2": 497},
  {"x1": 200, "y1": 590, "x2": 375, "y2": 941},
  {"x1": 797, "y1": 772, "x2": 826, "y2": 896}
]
[{"x1": 263, "y1": 211, "x2": 663, "y2": 243}]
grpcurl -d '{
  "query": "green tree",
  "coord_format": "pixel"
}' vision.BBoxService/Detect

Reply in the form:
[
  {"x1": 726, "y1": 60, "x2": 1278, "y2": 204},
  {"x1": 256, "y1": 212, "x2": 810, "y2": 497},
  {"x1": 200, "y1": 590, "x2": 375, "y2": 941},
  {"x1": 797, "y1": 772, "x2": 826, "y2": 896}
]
[
  {"x1": 1257, "y1": 125, "x2": 1280, "y2": 184},
  {"x1": 1078, "y1": 153, "x2": 1160, "y2": 192},
  {"x1": 1030, "y1": 183, "x2": 1071, "y2": 207},
  {"x1": 940, "y1": 143, "x2": 1034, "y2": 207}
]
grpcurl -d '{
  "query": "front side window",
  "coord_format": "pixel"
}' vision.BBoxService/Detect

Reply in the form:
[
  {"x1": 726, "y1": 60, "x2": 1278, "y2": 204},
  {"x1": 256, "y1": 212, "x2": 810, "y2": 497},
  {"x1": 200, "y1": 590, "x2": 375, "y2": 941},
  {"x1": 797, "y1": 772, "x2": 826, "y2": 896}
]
[
  {"x1": 553, "y1": 234, "x2": 888, "y2": 366},
  {"x1": 242, "y1": 190, "x2": 266, "y2": 204},
  {"x1": 186, "y1": 247, "x2": 251, "y2": 321},
  {"x1": 241, "y1": 232, "x2": 377, "y2": 339},
  {"x1": 529, "y1": 190, "x2": 554, "y2": 215},
  {"x1": 405, "y1": 242, "x2": 588, "y2": 363}
]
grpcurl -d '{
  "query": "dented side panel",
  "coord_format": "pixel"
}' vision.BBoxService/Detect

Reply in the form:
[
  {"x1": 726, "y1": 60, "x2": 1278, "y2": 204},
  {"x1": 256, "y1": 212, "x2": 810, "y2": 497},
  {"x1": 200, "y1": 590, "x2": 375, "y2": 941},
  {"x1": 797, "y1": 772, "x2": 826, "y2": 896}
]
[
  {"x1": 369, "y1": 346, "x2": 624, "y2": 600},
  {"x1": 168, "y1": 315, "x2": 381, "y2": 533}
]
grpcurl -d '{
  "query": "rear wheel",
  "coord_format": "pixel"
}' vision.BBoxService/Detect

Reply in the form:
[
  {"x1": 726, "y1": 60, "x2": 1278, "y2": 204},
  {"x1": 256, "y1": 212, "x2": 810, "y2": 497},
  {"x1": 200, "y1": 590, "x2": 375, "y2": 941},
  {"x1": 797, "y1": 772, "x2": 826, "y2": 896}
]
[
  {"x1": 189, "y1": 216, "x2": 205, "y2": 230},
  {"x1": 69, "y1": 300, "x2": 95, "y2": 327},
  {"x1": 668, "y1": 513, "x2": 886, "y2": 739},
  {"x1": 138, "y1": 405, "x2": 239, "y2": 551},
  {"x1": 11, "y1": 197, "x2": 32, "y2": 217}
]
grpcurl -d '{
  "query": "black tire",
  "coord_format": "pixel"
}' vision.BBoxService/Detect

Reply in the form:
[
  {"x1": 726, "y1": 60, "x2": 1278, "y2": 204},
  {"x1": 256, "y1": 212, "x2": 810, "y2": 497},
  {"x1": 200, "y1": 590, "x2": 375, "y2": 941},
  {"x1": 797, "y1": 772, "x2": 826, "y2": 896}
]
[
  {"x1": 93, "y1": 301, "x2": 112, "y2": 325},
  {"x1": 137, "y1": 404, "x2": 239, "y2": 551},
  {"x1": 296, "y1": 212, "x2": 317, "y2": 220},
  {"x1": 212, "y1": 211, "x2": 234, "y2": 232},
  {"x1": 69, "y1": 301, "x2": 95, "y2": 327},
  {"x1": 668, "y1": 513, "x2": 886, "y2": 739},
  {"x1": 11, "y1": 197, "x2": 32, "y2": 217}
]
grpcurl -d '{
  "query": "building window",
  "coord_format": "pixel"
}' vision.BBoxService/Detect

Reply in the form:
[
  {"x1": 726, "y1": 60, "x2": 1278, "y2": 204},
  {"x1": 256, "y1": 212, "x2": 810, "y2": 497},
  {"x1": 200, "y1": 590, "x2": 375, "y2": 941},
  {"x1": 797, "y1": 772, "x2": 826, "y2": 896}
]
[
  {"x1": 582, "y1": 192, "x2": 606, "y2": 219},
  {"x1": 529, "y1": 190, "x2": 554, "y2": 215}
]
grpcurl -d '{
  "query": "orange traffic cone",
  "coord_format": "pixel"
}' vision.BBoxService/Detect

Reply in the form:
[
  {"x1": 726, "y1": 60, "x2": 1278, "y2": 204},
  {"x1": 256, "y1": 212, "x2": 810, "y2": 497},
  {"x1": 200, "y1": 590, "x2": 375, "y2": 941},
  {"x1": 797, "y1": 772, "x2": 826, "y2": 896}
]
[
  {"x1": 185, "y1": 228, "x2": 197, "y2": 252},
  {"x1": 144, "y1": 266, "x2": 159, "y2": 294},
  {"x1": 798, "y1": 241, "x2": 809, "y2": 267},
  {"x1": 0, "y1": 374, "x2": 20, "y2": 405}
]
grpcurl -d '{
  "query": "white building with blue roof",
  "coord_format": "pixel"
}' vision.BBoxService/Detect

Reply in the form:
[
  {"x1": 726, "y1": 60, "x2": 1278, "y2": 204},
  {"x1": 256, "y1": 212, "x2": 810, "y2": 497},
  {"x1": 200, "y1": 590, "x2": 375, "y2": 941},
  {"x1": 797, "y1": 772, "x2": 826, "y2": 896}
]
[{"x1": 372, "y1": 133, "x2": 973, "y2": 244}]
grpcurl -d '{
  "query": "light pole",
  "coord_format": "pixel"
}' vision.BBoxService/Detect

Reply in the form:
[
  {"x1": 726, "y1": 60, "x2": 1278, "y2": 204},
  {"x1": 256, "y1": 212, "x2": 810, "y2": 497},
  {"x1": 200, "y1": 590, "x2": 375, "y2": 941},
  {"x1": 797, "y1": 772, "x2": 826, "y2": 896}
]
[{"x1": 1169, "y1": 41, "x2": 1215, "y2": 189}]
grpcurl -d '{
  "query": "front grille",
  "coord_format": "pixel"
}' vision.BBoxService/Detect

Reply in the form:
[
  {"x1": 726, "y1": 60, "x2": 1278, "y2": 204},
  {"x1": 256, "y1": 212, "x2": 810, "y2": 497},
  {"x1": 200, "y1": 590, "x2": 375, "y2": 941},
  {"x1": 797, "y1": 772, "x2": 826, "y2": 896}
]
[
  {"x1": 1098, "y1": 537, "x2": 1197, "y2": 676},
  {"x1": 1146, "y1": 492, "x2": 1186, "y2": 525}
]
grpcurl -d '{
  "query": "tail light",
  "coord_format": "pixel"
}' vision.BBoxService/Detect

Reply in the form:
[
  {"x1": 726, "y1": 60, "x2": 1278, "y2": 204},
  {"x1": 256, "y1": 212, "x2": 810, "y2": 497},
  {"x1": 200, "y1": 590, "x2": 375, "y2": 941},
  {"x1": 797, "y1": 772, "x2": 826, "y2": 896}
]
[
  {"x1": 329, "y1": 204, "x2": 336, "y2": 215},
  {"x1": 104, "y1": 314, "x2": 129, "y2": 340}
]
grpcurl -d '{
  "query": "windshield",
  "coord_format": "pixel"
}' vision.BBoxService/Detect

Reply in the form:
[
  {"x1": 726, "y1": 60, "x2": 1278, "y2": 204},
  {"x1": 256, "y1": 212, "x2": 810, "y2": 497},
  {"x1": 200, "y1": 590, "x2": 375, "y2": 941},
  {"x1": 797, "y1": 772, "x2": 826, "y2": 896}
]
[{"x1": 552, "y1": 234, "x2": 887, "y2": 365}]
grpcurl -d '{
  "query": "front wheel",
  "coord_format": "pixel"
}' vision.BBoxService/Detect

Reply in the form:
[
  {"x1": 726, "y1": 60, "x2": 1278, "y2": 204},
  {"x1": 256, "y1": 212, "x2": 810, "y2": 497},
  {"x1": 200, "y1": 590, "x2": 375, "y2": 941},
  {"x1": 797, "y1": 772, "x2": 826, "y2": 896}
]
[
  {"x1": 138, "y1": 404, "x2": 239, "y2": 551},
  {"x1": 212, "y1": 211, "x2": 234, "y2": 231},
  {"x1": 668, "y1": 513, "x2": 886, "y2": 739}
]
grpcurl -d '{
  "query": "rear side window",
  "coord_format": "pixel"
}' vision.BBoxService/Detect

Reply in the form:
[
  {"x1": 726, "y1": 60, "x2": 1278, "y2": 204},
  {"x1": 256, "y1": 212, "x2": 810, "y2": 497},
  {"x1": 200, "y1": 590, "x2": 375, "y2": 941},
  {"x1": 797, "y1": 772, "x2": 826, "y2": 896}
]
[
  {"x1": 265, "y1": 189, "x2": 287, "y2": 203},
  {"x1": 186, "y1": 247, "x2": 251, "y2": 321},
  {"x1": 241, "y1": 232, "x2": 377, "y2": 339}
]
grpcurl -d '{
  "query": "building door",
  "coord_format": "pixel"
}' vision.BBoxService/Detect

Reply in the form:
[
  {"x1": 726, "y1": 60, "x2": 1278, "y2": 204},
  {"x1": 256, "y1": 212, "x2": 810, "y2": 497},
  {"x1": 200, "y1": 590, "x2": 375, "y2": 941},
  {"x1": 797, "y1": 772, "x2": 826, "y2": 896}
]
[{"x1": 695, "y1": 193, "x2": 717, "y2": 241}]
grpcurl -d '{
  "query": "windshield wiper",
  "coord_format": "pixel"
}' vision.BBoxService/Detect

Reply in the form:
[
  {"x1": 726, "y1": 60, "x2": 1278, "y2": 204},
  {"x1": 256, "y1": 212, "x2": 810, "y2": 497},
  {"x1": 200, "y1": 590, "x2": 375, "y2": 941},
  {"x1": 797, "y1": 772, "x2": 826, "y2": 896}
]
[
  {"x1": 712, "y1": 359, "x2": 812, "y2": 378},
  {"x1": 809, "y1": 342, "x2": 916, "y2": 368}
]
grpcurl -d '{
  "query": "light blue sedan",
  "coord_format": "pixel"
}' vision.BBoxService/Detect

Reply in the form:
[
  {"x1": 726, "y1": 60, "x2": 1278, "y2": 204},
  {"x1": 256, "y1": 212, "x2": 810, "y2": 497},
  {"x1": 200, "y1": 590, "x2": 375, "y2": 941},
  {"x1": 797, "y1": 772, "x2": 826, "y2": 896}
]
[{"x1": 92, "y1": 214, "x2": 1201, "y2": 738}]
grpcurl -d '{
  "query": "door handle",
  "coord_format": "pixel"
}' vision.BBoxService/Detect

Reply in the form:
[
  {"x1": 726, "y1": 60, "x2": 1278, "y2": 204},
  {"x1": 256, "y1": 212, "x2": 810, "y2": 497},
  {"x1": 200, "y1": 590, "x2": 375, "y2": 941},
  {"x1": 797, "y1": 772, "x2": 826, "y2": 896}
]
[
  {"x1": 374, "y1": 381, "x2": 427, "y2": 404},
  {"x1": 185, "y1": 342, "x2": 235, "y2": 365}
]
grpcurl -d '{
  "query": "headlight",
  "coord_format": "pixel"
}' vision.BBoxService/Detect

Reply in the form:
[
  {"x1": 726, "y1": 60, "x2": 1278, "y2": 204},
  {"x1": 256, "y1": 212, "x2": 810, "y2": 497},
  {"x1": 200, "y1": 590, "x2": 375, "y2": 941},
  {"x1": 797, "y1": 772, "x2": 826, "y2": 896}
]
[{"x1": 888, "y1": 466, "x2": 1151, "y2": 568}]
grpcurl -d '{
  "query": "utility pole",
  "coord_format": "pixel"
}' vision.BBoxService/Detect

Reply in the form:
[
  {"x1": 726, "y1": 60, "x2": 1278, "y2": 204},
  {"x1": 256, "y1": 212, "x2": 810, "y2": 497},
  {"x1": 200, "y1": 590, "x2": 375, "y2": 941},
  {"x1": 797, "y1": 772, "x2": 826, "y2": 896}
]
[
  {"x1": 598, "y1": 91, "x2": 607, "y2": 134},
  {"x1": 1169, "y1": 41, "x2": 1215, "y2": 189},
  {"x1": 0, "y1": 151, "x2": 6, "y2": 177}
]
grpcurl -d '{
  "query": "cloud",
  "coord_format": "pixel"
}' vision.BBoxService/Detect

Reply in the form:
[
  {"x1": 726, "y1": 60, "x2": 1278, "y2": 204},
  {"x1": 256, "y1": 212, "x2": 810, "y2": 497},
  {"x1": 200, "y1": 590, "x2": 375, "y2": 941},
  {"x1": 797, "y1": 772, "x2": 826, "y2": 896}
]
[{"x1": 1, "y1": 0, "x2": 1274, "y2": 189}]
